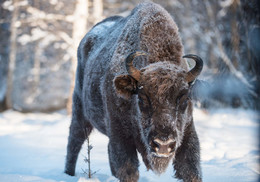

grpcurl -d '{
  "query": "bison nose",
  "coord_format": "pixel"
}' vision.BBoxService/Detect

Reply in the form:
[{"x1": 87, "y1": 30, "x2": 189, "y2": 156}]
[{"x1": 151, "y1": 138, "x2": 176, "y2": 156}]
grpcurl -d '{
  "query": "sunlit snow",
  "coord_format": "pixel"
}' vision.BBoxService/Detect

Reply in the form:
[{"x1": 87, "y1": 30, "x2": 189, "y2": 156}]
[{"x1": 0, "y1": 108, "x2": 259, "y2": 182}]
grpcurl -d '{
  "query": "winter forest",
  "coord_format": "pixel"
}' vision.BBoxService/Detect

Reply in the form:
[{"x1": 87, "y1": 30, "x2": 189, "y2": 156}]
[{"x1": 0, "y1": 0, "x2": 259, "y2": 181}]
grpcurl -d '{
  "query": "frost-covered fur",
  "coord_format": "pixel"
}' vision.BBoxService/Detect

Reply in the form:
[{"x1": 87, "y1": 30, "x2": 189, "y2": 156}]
[{"x1": 65, "y1": 2, "x2": 202, "y2": 182}]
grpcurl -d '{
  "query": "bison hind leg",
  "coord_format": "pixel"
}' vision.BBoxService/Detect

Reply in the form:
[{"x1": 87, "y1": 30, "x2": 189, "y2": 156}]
[{"x1": 65, "y1": 118, "x2": 93, "y2": 176}]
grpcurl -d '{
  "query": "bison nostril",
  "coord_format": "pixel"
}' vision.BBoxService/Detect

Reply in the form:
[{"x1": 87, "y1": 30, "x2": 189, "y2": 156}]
[
  {"x1": 151, "y1": 140, "x2": 160, "y2": 152},
  {"x1": 151, "y1": 139, "x2": 176, "y2": 154},
  {"x1": 168, "y1": 141, "x2": 176, "y2": 153}
]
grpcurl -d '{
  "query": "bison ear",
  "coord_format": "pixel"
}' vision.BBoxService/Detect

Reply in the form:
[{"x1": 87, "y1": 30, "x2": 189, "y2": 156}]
[{"x1": 114, "y1": 75, "x2": 138, "y2": 99}]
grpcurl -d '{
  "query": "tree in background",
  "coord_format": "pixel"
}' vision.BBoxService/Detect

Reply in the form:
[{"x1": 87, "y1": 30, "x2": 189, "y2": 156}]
[
  {"x1": 67, "y1": 0, "x2": 89, "y2": 114},
  {"x1": 1, "y1": 0, "x2": 75, "y2": 112},
  {"x1": 144, "y1": 0, "x2": 260, "y2": 109},
  {"x1": 0, "y1": 0, "x2": 106, "y2": 113},
  {"x1": 5, "y1": 0, "x2": 18, "y2": 109},
  {"x1": 0, "y1": 0, "x2": 259, "y2": 112},
  {"x1": 0, "y1": 0, "x2": 11, "y2": 111}
]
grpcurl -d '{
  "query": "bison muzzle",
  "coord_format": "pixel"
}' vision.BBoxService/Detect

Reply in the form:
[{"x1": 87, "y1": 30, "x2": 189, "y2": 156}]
[{"x1": 65, "y1": 2, "x2": 203, "y2": 182}]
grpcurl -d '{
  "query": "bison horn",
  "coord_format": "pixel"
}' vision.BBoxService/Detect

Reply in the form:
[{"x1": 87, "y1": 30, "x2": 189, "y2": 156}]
[
  {"x1": 125, "y1": 51, "x2": 147, "y2": 81},
  {"x1": 183, "y1": 54, "x2": 203, "y2": 83}
]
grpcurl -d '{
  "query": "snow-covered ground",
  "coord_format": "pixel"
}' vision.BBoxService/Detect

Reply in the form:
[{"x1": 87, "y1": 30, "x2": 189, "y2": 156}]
[{"x1": 0, "y1": 108, "x2": 259, "y2": 182}]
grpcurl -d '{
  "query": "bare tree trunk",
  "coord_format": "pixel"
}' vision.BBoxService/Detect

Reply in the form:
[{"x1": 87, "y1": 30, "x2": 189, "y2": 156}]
[
  {"x1": 6, "y1": 0, "x2": 19, "y2": 109},
  {"x1": 230, "y1": 0, "x2": 240, "y2": 68},
  {"x1": 25, "y1": 42, "x2": 41, "y2": 105},
  {"x1": 93, "y1": 0, "x2": 103, "y2": 24},
  {"x1": 203, "y1": 0, "x2": 257, "y2": 97},
  {"x1": 67, "y1": 0, "x2": 88, "y2": 114}
]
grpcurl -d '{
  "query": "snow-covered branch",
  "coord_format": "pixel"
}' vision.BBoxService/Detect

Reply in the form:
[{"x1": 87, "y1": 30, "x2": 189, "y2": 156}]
[
  {"x1": 26, "y1": 6, "x2": 74, "y2": 23},
  {"x1": 203, "y1": 0, "x2": 257, "y2": 97}
]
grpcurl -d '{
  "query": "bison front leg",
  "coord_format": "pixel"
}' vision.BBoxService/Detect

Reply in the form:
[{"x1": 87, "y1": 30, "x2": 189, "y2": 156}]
[
  {"x1": 173, "y1": 121, "x2": 202, "y2": 182},
  {"x1": 108, "y1": 138, "x2": 139, "y2": 182}
]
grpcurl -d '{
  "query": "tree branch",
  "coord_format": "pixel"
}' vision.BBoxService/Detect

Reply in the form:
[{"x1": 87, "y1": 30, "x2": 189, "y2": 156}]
[{"x1": 203, "y1": 0, "x2": 257, "y2": 97}]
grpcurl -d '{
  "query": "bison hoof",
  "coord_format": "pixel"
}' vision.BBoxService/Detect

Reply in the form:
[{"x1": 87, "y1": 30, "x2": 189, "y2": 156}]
[{"x1": 64, "y1": 169, "x2": 75, "y2": 176}]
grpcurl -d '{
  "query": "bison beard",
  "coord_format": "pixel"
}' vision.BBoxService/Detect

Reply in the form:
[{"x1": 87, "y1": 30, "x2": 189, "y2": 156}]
[
  {"x1": 65, "y1": 2, "x2": 203, "y2": 182},
  {"x1": 150, "y1": 154, "x2": 174, "y2": 174}
]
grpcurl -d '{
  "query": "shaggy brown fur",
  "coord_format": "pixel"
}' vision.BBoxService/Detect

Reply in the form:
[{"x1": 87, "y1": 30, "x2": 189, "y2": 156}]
[
  {"x1": 65, "y1": 2, "x2": 202, "y2": 182},
  {"x1": 139, "y1": 62, "x2": 187, "y2": 105}
]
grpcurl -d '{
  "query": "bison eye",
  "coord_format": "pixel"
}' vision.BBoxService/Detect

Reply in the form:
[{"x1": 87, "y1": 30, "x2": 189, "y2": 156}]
[
  {"x1": 138, "y1": 95, "x2": 151, "y2": 111},
  {"x1": 138, "y1": 91, "x2": 149, "y2": 107},
  {"x1": 179, "y1": 99, "x2": 188, "y2": 111},
  {"x1": 138, "y1": 91, "x2": 153, "y2": 117},
  {"x1": 177, "y1": 93, "x2": 189, "y2": 111}
]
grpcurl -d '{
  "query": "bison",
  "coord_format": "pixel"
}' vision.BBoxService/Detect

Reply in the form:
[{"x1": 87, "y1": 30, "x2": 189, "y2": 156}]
[{"x1": 65, "y1": 2, "x2": 203, "y2": 182}]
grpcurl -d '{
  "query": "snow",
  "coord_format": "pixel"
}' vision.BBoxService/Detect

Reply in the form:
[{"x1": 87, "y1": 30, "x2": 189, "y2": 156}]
[{"x1": 0, "y1": 108, "x2": 259, "y2": 182}]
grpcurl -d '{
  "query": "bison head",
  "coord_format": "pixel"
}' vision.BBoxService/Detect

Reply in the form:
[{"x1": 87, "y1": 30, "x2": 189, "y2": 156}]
[{"x1": 114, "y1": 51, "x2": 203, "y2": 173}]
